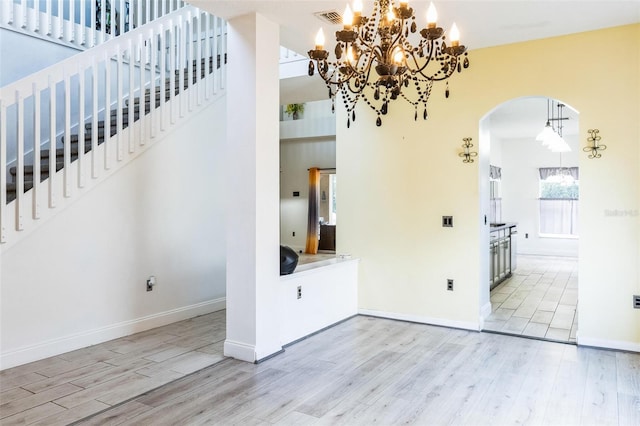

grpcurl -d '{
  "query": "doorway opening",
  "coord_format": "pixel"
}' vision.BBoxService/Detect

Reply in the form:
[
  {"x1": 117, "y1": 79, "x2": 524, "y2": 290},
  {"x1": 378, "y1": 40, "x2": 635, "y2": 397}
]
[{"x1": 480, "y1": 96, "x2": 579, "y2": 344}]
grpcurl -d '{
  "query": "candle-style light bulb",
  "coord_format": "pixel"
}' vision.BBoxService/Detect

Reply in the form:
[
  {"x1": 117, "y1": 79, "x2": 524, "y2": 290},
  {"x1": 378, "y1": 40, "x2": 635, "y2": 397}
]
[
  {"x1": 387, "y1": 2, "x2": 395, "y2": 21},
  {"x1": 353, "y1": 0, "x2": 363, "y2": 16},
  {"x1": 450, "y1": 22, "x2": 460, "y2": 47},
  {"x1": 426, "y1": 2, "x2": 437, "y2": 28},
  {"x1": 314, "y1": 28, "x2": 325, "y2": 50},
  {"x1": 347, "y1": 46, "x2": 355, "y2": 64},
  {"x1": 394, "y1": 49, "x2": 404, "y2": 64},
  {"x1": 343, "y1": 4, "x2": 353, "y2": 30}
]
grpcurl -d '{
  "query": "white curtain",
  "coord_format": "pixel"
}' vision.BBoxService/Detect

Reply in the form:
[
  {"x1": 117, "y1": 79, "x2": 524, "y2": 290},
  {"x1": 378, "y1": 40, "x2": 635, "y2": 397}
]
[{"x1": 540, "y1": 199, "x2": 579, "y2": 235}]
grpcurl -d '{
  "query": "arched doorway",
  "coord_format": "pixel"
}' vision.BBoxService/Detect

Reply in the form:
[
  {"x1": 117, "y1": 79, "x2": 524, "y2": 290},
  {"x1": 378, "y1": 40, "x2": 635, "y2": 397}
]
[{"x1": 479, "y1": 96, "x2": 580, "y2": 343}]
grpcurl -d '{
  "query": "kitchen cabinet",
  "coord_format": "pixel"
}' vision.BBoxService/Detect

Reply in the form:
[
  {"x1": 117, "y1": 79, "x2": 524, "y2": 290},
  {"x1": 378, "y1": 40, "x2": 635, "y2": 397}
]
[{"x1": 489, "y1": 223, "x2": 517, "y2": 289}]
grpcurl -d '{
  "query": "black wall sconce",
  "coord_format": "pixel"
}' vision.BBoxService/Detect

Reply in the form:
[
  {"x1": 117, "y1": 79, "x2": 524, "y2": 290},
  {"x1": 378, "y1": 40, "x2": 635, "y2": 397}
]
[
  {"x1": 583, "y1": 129, "x2": 607, "y2": 159},
  {"x1": 459, "y1": 137, "x2": 477, "y2": 163}
]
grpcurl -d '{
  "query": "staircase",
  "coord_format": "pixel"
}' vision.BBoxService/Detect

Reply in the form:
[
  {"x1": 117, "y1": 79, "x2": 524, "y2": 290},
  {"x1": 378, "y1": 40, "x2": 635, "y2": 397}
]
[
  {"x1": 0, "y1": 5, "x2": 227, "y2": 246},
  {"x1": 6, "y1": 57, "x2": 218, "y2": 203}
]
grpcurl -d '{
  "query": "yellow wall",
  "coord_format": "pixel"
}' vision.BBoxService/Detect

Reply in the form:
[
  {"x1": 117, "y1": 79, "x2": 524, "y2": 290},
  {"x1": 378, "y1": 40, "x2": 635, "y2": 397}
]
[{"x1": 337, "y1": 24, "x2": 640, "y2": 347}]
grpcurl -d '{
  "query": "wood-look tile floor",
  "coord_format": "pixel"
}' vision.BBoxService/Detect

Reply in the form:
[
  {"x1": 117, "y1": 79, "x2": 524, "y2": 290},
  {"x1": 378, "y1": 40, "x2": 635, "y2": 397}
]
[
  {"x1": 3, "y1": 309, "x2": 640, "y2": 425},
  {"x1": 484, "y1": 255, "x2": 579, "y2": 343},
  {"x1": 0, "y1": 310, "x2": 226, "y2": 425}
]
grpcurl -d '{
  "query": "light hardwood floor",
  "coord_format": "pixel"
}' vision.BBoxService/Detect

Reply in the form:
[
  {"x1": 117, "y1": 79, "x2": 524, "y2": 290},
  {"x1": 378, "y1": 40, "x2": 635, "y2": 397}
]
[{"x1": 2, "y1": 311, "x2": 639, "y2": 425}]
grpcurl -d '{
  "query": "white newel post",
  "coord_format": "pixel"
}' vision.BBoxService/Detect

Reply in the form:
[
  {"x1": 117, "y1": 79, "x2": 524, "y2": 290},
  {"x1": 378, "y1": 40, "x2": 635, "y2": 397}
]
[{"x1": 224, "y1": 13, "x2": 281, "y2": 363}]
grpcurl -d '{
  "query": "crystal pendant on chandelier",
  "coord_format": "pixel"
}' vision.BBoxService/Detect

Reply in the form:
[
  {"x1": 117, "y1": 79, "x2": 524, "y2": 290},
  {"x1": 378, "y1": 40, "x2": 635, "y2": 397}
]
[{"x1": 307, "y1": 0, "x2": 469, "y2": 127}]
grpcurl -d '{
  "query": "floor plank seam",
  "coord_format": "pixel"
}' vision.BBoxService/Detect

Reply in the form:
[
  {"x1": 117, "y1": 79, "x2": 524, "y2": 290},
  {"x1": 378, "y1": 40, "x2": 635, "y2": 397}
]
[{"x1": 67, "y1": 357, "x2": 233, "y2": 425}]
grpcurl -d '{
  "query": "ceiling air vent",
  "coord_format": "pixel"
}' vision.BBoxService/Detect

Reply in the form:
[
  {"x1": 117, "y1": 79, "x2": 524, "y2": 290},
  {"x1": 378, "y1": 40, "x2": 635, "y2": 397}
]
[{"x1": 314, "y1": 10, "x2": 343, "y2": 25}]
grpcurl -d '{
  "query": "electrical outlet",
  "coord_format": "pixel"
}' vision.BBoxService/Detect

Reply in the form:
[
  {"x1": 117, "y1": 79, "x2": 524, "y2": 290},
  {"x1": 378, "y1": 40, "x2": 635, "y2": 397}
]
[
  {"x1": 633, "y1": 295, "x2": 640, "y2": 309},
  {"x1": 147, "y1": 276, "x2": 156, "y2": 292},
  {"x1": 525, "y1": 233, "x2": 529, "y2": 239},
  {"x1": 292, "y1": 231, "x2": 295, "y2": 237},
  {"x1": 442, "y1": 216, "x2": 453, "y2": 227},
  {"x1": 297, "y1": 286, "x2": 302, "y2": 299},
  {"x1": 447, "y1": 279, "x2": 454, "y2": 291}
]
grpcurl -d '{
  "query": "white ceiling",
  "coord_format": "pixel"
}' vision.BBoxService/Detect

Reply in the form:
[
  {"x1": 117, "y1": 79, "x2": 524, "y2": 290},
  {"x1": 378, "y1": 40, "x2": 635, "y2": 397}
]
[
  {"x1": 190, "y1": 0, "x2": 639, "y2": 139},
  {"x1": 191, "y1": 0, "x2": 640, "y2": 53}
]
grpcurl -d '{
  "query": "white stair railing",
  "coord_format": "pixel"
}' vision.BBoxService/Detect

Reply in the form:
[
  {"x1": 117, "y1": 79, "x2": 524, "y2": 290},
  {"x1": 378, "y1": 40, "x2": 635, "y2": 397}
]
[
  {"x1": 0, "y1": 0, "x2": 187, "y2": 50},
  {"x1": 0, "y1": 5, "x2": 227, "y2": 246}
]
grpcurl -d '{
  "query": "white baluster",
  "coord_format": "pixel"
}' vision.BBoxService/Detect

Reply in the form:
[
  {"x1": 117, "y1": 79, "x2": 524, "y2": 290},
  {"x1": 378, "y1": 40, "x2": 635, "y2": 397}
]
[
  {"x1": 33, "y1": 82, "x2": 41, "y2": 219},
  {"x1": 18, "y1": 0, "x2": 26, "y2": 28},
  {"x1": 185, "y1": 12, "x2": 192, "y2": 111},
  {"x1": 204, "y1": 13, "x2": 211, "y2": 100},
  {"x1": 37, "y1": 0, "x2": 45, "y2": 33},
  {"x1": 67, "y1": 0, "x2": 75, "y2": 43},
  {"x1": 80, "y1": 0, "x2": 86, "y2": 46},
  {"x1": 116, "y1": 44, "x2": 123, "y2": 161},
  {"x1": 168, "y1": 19, "x2": 175, "y2": 124},
  {"x1": 159, "y1": 23, "x2": 165, "y2": 131},
  {"x1": 128, "y1": 38, "x2": 135, "y2": 153},
  {"x1": 213, "y1": 16, "x2": 219, "y2": 94},
  {"x1": 138, "y1": 33, "x2": 146, "y2": 146},
  {"x1": 118, "y1": 0, "x2": 124, "y2": 36},
  {"x1": 27, "y1": 1, "x2": 37, "y2": 33},
  {"x1": 1, "y1": 0, "x2": 13, "y2": 26},
  {"x1": 48, "y1": 75, "x2": 57, "y2": 208},
  {"x1": 91, "y1": 56, "x2": 99, "y2": 178},
  {"x1": 150, "y1": 29, "x2": 156, "y2": 138},
  {"x1": 136, "y1": 0, "x2": 141, "y2": 28},
  {"x1": 177, "y1": 15, "x2": 184, "y2": 118},
  {"x1": 63, "y1": 71, "x2": 71, "y2": 197},
  {"x1": 78, "y1": 63, "x2": 86, "y2": 188},
  {"x1": 16, "y1": 90, "x2": 25, "y2": 230},
  {"x1": 44, "y1": 0, "x2": 52, "y2": 35},
  {"x1": 0, "y1": 99, "x2": 7, "y2": 243},
  {"x1": 221, "y1": 20, "x2": 227, "y2": 90},
  {"x1": 104, "y1": 50, "x2": 111, "y2": 169},
  {"x1": 195, "y1": 12, "x2": 201, "y2": 106},
  {"x1": 57, "y1": 0, "x2": 63, "y2": 39}
]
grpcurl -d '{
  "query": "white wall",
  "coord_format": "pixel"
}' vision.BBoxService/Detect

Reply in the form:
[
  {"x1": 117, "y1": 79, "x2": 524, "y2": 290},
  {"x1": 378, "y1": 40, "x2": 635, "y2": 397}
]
[
  {"x1": 500, "y1": 133, "x2": 580, "y2": 257},
  {"x1": 337, "y1": 25, "x2": 639, "y2": 349},
  {"x1": 280, "y1": 137, "x2": 336, "y2": 251},
  {"x1": 279, "y1": 259, "x2": 358, "y2": 345},
  {"x1": 0, "y1": 97, "x2": 227, "y2": 369},
  {"x1": 0, "y1": 29, "x2": 80, "y2": 87}
]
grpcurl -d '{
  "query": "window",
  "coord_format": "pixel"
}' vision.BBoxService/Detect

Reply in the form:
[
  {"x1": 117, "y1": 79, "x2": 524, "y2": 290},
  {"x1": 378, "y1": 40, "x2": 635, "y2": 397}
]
[{"x1": 539, "y1": 167, "x2": 579, "y2": 237}]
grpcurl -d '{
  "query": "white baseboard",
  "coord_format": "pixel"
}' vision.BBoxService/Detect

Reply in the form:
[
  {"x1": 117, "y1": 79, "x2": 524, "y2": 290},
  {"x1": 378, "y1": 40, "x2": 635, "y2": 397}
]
[
  {"x1": 577, "y1": 335, "x2": 640, "y2": 353},
  {"x1": 358, "y1": 309, "x2": 480, "y2": 331},
  {"x1": 0, "y1": 298, "x2": 226, "y2": 370},
  {"x1": 224, "y1": 339, "x2": 257, "y2": 362}
]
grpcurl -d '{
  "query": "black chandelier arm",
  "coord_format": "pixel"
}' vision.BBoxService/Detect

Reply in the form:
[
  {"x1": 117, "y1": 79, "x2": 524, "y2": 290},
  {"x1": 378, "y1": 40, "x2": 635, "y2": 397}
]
[
  {"x1": 315, "y1": 60, "x2": 357, "y2": 86},
  {"x1": 412, "y1": 52, "x2": 458, "y2": 82},
  {"x1": 403, "y1": 42, "x2": 436, "y2": 75},
  {"x1": 428, "y1": 57, "x2": 459, "y2": 82}
]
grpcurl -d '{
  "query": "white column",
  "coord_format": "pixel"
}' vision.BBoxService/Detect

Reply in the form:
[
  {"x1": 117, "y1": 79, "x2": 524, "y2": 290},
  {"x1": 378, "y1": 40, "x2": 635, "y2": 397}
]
[{"x1": 224, "y1": 13, "x2": 281, "y2": 362}]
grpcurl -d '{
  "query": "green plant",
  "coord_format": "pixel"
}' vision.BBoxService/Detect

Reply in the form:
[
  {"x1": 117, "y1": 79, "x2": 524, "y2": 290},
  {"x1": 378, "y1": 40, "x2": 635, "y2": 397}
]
[{"x1": 285, "y1": 103, "x2": 305, "y2": 116}]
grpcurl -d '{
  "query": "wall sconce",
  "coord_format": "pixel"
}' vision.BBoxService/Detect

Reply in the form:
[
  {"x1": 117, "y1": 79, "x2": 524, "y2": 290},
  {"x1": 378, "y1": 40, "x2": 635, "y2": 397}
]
[
  {"x1": 459, "y1": 137, "x2": 477, "y2": 163},
  {"x1": 583, "y1": 129, "x2": 606, "y2": 159}
]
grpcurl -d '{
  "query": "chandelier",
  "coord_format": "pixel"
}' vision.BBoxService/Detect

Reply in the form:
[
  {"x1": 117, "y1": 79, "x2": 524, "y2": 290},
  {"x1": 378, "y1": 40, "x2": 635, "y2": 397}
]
[
  {"x1": 535, "y1": 100, "x2": 571, "y2": 153},
  {"x1": 307, "y1": 0, "x2": 469, "y2": 127}
]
